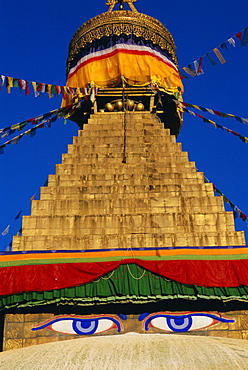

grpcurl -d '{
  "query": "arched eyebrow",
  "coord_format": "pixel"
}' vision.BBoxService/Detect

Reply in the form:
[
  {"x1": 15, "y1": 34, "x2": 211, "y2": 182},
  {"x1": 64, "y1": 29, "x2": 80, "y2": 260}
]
[
  {"x1": 138, "y1": 312, "x2": 235, "y2": 323},
  {"x1": 138, "y1": 313, "x2": 149, "y2": 321}
]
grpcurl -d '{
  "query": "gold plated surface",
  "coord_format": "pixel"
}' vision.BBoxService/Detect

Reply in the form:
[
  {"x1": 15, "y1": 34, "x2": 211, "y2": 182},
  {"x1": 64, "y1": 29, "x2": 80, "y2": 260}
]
[{"x1": 67, "y1": 9, "x2": 178, "y2": 73}]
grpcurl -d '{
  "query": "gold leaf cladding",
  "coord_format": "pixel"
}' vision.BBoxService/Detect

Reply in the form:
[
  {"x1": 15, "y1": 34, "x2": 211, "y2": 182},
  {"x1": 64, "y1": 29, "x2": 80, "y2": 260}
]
[{"x1": 66, "y1": 10, "x2": 178, "y2": 73}]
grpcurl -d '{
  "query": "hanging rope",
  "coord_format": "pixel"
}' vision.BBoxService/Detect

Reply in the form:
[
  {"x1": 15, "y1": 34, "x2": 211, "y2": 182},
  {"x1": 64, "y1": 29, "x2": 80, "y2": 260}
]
[{"x1": 122, "y1": 79, "x2": 127, "y2": 164}]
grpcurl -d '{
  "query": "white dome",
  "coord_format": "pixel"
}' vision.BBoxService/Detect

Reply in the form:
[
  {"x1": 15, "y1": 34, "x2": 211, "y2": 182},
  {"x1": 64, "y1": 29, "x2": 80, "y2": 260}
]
[{"x1": 1, "y1": 333, "x2": 248, "y2": 370}]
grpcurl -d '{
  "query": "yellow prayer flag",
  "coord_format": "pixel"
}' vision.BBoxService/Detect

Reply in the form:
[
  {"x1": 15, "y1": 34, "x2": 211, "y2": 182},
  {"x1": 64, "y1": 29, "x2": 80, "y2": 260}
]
[
  {"x1": 11, "y1": 123, "x2": 20, "y2": 130},
  {"x1": 192, "y1": 105, "x2": 200, "y2": 110},
  {"x1": 213, "y1": 48, "x2": 226, "y2": 64},
  {"x1": 7, "y1": 77, "x2": 13, "y2": 93}
]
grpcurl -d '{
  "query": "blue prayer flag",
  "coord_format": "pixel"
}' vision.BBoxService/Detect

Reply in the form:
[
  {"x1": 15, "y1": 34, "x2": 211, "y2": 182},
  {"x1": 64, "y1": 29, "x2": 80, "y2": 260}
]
[{"x1": 241, "y1": 27, "x2": 248, "y2": 47}]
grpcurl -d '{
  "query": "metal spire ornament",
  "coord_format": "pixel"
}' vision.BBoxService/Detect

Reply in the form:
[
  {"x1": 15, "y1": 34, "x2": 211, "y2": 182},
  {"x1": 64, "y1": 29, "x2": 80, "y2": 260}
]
[{"x1": 106, "y1": 0, "x2": 138, "y2": 12}]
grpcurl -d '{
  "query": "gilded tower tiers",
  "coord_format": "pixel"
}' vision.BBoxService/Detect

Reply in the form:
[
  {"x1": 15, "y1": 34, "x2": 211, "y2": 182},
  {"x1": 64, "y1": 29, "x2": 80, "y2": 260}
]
[{"x1": 12, "y1": 111, "x2": 245, "y2": 252}]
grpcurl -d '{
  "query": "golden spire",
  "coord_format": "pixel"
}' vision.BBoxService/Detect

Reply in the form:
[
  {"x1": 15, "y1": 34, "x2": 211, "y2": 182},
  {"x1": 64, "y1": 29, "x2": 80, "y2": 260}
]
[{"x1": 106, "y1": 0, "x2": 138, "y2": 12}]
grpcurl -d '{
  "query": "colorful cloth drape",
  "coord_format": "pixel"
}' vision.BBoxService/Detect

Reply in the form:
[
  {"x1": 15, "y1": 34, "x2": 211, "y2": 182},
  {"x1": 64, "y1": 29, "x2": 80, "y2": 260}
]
[
  {"x1": 62, "y1": 35, "x2": 183, "y2": 106},
  {"x1": 2, "y1": 264, "x2": 248, "y2": 311},
  {"x1": 1, "y1": 247, "x2": 248, "y2": 297}
]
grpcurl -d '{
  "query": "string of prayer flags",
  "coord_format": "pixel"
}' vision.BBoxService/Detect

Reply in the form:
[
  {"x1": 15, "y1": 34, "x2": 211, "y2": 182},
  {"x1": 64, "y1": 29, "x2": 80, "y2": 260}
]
[
  {"x1": 203, "y1": 175, "x2": 248, "y2": 222},
  {"x1": 0, "y1": 122, "x2": 44, "y2": 154},
  {"x1": 182, "y1": 102, "x2": 248, "y2": 125},
  {"x1": 180, "y1": 27, "x2": 248, "y2": 79},
  {"x1": 0, "y1": 73, "x2": 96, "y2": 100},
  {"x1": 0, "y1": 99, "x2": 84, "y2": 142},
  {"x1": 0, "y1": 100, "x2": 85, "y2": 154},
  {"x1": 1, "y1": 178, "x2": 49, "y2": 246},
  {"x1": 183, "y1": 108, "x2": 248, "y2": 144}
]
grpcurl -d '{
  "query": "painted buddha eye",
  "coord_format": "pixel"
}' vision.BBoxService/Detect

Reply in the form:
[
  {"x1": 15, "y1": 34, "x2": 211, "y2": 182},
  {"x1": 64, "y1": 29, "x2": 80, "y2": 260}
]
[
  {"x1": 32, "y1": 315, "x2": 124, "y2": 335},
  {"x1": 139, "y1": 312, "x2": 235, "y2": 332}
]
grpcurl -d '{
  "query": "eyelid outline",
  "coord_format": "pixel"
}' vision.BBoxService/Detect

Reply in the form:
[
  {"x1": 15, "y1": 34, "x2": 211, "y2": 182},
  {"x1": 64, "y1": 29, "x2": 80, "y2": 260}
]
[
  {"x1": 32, "y1": 314, "x2": 124, "y2": 333},
  {"x1": 140, "y1": 312, "x2": 235, "y2": 331}
]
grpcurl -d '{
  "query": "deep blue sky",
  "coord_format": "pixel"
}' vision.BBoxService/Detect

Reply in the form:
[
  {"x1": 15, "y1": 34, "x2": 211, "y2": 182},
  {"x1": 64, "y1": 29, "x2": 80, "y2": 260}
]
[{"x1": 1, "y1": 0, "x2": 248, "y2": 250}]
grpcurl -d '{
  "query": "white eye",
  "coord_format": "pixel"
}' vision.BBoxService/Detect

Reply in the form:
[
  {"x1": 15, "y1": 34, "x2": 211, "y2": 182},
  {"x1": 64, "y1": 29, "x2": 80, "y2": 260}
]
[
  {"x1": 51, "y1": 318, "x2": 118, "y2": 335},
  {"x1": 32, "y1": 315, "x2": 123, "y2": 335},
  {"x1": 189, "y1": 316, "x2": 214, "y2": 331},
  {"x1": 150, "y1": 315, "x2": 213, "y2": 332},
  {"x1": 51, "y1": 319, "x2": 76, "y2": 334},
  {"x1": 144, "y1": 313, "x2": 235, "y2": 333}
]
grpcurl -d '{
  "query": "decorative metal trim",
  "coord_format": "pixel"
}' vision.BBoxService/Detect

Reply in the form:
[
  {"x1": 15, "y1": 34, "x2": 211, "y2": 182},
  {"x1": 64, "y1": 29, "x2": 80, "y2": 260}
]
[{"x1": 66, "y1": 10, "x2": 178, "y2": 73}]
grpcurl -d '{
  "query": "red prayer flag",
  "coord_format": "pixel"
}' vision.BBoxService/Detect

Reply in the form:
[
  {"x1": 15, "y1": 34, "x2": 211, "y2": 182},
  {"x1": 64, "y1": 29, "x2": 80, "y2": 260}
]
[
  {"x1": 236, "y1": 31, "x2": 243, "y2": 40},
  {"x1": 25, "y1": 81, "x2": 30, "y2": 95},
  {"x1": 213, "y1": 110, "x2": 222, "y2": 117}
]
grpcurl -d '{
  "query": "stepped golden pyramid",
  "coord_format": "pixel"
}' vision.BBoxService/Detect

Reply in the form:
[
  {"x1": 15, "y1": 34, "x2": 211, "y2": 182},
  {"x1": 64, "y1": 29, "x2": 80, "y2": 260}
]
[
  {"x1": 13, "y1": 111, "x2": 244, "y2": 251},
  {"x1": 1, "y1": 0, "x2": 248, "y2": 359}
]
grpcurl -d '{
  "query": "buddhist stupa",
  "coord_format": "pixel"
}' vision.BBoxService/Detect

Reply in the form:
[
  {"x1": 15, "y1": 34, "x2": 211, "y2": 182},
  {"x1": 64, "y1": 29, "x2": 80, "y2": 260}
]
[{"x1": 1, "y1": 0, "x2": 248, "y2": 363}]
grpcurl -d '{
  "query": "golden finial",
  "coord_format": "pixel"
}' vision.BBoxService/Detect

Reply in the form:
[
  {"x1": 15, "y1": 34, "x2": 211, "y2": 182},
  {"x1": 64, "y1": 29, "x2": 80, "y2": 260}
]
[{"x1": 106, "y1": 0, "x2": 137, "y2": 12}]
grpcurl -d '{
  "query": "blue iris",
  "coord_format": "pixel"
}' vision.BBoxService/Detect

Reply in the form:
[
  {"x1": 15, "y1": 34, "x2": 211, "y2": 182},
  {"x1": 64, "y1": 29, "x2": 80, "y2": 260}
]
[
  {"x1": 167, "y1": 316, "x2": 193, "y2": 332},
  {"x1": 72, "y1": 319, "x2": 98, "y2": 335}
]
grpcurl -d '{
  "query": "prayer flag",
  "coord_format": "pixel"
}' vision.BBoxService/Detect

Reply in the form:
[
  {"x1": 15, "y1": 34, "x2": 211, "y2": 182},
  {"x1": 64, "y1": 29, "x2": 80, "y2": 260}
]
[
  {"x1": 241, "y1": 27, "x2": 248, "y2": 47},
  {"x1": 1, "y1": 225, "x2": 10, "y2": 236},
  {"x1": 36, "y1": 83, "x2": 43, "y2": 92},
  {"x1": 1, "y1": 128, "x2": 15, "y2": 138},
  {"x1": 47, "y1": 84, "x2": 53, "y2": 98},
  {"x1": 32, "y1": 82, "x2": 40, "y2": 97},
  {"x1": 51, "y1": 85, "x2": 57, "y2": 96},
  {"x1": 179, "y1": 72, "x2": 188, "y2": 80},
  {"x1": 235, "y1": 31, "x2": 242, "y2": 41},
  {"x1": 193, "y1": 58, "x2": 204, "y2": 75},
  {"x1": 13, "y1": 79, "x2": 19, "y2": 88},
  {"x1": 17, "y1": 228, "x2": 22, "y2": 236},
  {"x1": 55, "y1": 86, "x2": 61, "y2": 94},
  {"x1": 220, "y1": 42, "x2": 228, "y2": 49},
  {"x1": 228, "y1": 38, "x2": 236, "y2": 47},
  {"x1": 14, "y1": 211, "x2": 22, "y2": 220},
  {"x1": 213, "y1": 110, "x2": 222, "y2": 117},
  {"x1": 4, "y1": 242, "x2": 12, "y2": 252},
  {"x1": 240, "y1": 212, "x2": 248, "y2": 222},
  {"x1": 206, "y1": 53, "x2": 217, "y2": 66},
  {"x1": 197, "y1": 57, "x2": 204, "y2": 74},
  {"x1": 51, "y1": 116, "x2": 58, "y2": 122},
  {"x1": 25, "y1": 81, "x2": 30, "y2": 95},
  {"x1": 0, "y1": 75, "x2": 5, "y2": 90},
  {"x1": 19, "y1": 79, "x2": 26, "y2": 90},
  {"x1": 11, "y1": 136, "x2": 21, "y2": 144},
  {"x1": 213, "y1": 48, "x2": 226, "y2": 64},
  {"x1": 182, "y1": 66, "x2": 197, "y2": 77},
  {"x1": 7, "y1": 77, "x2": 13, "y2": 93},
  {"x1": 230, "y1": 203, "x2": 240, "y2": 219},
  {"x1": 30, "y1": 129, "x2": 37, "y2": 137},
  {"x1": 11, "y1": 123, "x2": 21, "y2": 130}
]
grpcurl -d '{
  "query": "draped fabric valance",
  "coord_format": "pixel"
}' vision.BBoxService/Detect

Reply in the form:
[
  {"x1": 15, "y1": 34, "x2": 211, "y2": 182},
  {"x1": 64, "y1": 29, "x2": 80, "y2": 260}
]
[
  {"x1": 62, "y1": 35, "x2": 183, "y2": 107},
  {"x1": 1, "y1": 263, "x2": 248, "y2": 311},
  {"x1": 1, "y1": 247, "x2": 248, "y2": 302}
]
